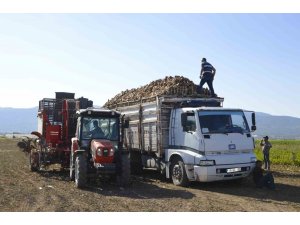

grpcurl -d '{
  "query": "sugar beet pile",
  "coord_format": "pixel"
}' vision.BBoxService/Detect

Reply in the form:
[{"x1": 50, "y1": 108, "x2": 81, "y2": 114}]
[{"x1": 104, "y1": 76, "x2": 210, "y2": 107}]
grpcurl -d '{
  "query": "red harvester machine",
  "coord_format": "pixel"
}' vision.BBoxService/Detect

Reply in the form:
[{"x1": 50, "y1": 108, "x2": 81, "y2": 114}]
[
  {"x1": 28, "y1": 92, "x2": 130, "y2": 188},
  {"x1": 29, "y1": 92, "x2": 91, "y2": 171}
]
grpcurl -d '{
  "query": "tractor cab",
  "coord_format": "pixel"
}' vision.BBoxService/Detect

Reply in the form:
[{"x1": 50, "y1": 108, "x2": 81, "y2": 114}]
[{"x1": 76, "y1": 108, "x2": 121, "y2": 151}]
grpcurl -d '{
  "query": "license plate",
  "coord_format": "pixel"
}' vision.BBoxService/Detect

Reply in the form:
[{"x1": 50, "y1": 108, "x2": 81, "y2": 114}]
[
  {"x1": 227, "y1": 168, "x2": 241, "y2": 173},
  {"x1": 228, "y1": 144, "x2": 236, "y2": 150}
]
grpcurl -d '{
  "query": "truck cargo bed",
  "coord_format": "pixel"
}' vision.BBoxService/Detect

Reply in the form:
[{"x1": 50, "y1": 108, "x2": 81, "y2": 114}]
[{"x1": 108, "y1": 96, "x2": 224, "y2": 157}]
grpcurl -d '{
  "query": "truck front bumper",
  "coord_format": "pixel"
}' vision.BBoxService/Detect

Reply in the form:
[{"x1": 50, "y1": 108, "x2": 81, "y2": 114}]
[
  {"x1": 191, "y1": 162, "x2": 256, "y2": 182},
  {"x1": 94, "y1": 163, "x2": 116, "y2": 174}
]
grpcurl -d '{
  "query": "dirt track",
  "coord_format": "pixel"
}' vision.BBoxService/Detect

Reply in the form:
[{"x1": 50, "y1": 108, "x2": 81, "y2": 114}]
[{"x1": 1, "y1": 138, "x2": 300, "y2": 212}]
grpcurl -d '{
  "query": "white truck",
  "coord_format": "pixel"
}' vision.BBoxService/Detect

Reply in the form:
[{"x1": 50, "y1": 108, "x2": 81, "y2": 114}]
[{"x1": 107, "y1": 96, "x2": 257, "y2": 186}]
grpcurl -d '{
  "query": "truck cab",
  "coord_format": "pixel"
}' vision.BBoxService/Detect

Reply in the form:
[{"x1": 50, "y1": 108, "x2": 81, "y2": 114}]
[{"x1": 166, "y1": 107, "x2": 256, "y2": 186}]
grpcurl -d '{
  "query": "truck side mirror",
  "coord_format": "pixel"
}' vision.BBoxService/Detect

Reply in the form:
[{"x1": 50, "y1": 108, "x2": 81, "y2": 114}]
[
  {"x1": 251, "y1": 112, "x2": 256, "y2": 131},
  {"x1": 181, "y1": 113, "x2": 188, "y2": 131}
]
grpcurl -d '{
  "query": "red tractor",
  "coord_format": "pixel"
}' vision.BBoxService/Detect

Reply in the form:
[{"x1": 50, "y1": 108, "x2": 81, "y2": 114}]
[
  {"x1": 69, "y1": 108, "x2": 130, "y2": 188},
  {"x1": 28, "y1": 92, "x2": 130, "y2": 188}
]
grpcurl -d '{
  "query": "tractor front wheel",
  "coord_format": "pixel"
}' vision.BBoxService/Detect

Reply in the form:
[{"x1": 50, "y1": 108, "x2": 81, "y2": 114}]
[
  {"x1": 75, "y1": 154, "x2": 87, "y2": 188},
  {"x1": 69, "y1": 152, "x2": 75, "y2": 181}
]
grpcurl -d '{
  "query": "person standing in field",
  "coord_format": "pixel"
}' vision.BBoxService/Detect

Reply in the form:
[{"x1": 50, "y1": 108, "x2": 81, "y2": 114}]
[
  {"x1": 260, "y1": 136, "x2": 272, "y2": 170},
  {"x1": 199, "y1": 58, "x2": 217, "y2": 97}
]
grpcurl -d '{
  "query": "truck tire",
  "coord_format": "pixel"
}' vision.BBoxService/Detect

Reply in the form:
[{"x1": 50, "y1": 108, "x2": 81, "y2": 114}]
[
  {"x1": 69, "y1": 152, "x2": 75, "y2": 181},
  {"x1": 171, "y1": 159, "x2": 189, "y2": 187},
  {"x1": 75, "y1": 154, "x2": 87, "y2": 188}
]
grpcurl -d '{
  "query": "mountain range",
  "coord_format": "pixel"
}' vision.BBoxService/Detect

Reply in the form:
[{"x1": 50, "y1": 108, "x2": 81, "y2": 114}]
[
  {"x1": 254, "y1": 112, "x2": 300, "y2": 139},
  {"x1": 0, "y1": 107, "x2": 37, "y2": 134},
  {"x1": 0, "y1": 107, "x2": 299, "y2": 139}
]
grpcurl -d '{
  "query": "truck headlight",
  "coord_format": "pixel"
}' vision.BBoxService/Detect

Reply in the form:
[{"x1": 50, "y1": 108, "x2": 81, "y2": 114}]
[
  {"x1": 250, "y1": 157, "x2": 256, "y2": 162},
  {"x1": 199, "y1": 160, "x2": 215, "y2": 166}
]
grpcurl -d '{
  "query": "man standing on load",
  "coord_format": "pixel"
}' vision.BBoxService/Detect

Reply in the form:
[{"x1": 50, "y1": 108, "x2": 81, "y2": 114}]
[{"x1": 199, "y1": 58, "x2": 217, "y2": 97}]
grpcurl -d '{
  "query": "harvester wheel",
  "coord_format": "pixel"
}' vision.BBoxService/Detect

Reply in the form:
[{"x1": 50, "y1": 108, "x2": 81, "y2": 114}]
[
  {"x1": 75, "y1": 154, "x2": 87, "y2": 188},
  {"x1": 29, "y1": 151, "x2": 39, "y2": 172},
  {"x1": 170, "y1": 159, "x2": 189, "y2": 187}
]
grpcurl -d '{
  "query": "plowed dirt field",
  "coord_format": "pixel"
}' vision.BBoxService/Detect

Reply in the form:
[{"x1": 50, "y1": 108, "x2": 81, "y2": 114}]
[{"x1": 1, "y1": 138, "x2": 300, "y2": 212}]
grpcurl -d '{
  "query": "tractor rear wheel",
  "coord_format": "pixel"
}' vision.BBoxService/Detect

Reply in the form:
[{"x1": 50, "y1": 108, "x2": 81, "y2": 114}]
[
  {"x1": 130, "y1": 151, "x2": 143, "y2": 175},
  {"x1": 117, "y1": 153, "x2": 130, "y2": 187},
  {"x1": 75, "y1": 154, "x2": 87, "y2": 188},
  {"x1": 121, "y1": 153, "x2": 130, "y2": 186}
]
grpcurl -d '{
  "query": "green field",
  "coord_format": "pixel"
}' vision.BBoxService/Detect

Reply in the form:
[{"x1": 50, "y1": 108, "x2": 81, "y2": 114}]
[{"x1": 254, "y1": 140, "x2": 300, "y2": 166}]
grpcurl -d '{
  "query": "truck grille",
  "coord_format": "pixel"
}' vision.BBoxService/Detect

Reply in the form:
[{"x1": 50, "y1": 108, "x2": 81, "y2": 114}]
[{"x1": 103, "y1": 149, "x2": 109, "y2": 157}]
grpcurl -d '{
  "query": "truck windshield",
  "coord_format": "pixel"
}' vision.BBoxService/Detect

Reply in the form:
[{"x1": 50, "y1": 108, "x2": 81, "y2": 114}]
[
  {"x1": 198, "y1": 110, "x2": 250, "y2": 134},
  {"x1": 81, "y1": 117, "x2": 119, "y2": 141}
]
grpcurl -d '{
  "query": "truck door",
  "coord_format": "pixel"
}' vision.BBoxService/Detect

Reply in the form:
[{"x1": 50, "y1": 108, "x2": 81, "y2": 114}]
[{"x1": 172, "y1": 110, "x2": 203, "y2": 152}]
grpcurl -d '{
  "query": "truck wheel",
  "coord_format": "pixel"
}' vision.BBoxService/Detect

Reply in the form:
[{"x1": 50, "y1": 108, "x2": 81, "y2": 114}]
[
  {"x1": 69, "y1": 152, "x2": 75, "y2": 181},
  {"x1": 75, "y1": 154, "x2": 87, "y2": 188},
  {"x1": 171, "y1": 159, "x2": 189, "y2": 187}
]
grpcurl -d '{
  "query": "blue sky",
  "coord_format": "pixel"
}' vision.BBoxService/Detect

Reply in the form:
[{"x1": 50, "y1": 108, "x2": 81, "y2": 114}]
[{"x1": 0, "y1": 14, "x2": 299, "y2": 118}]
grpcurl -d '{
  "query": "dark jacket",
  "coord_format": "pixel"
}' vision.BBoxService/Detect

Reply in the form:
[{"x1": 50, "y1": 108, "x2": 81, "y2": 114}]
[{"x1": 201, "y1": 62, "x2": 216, "y2": 76}]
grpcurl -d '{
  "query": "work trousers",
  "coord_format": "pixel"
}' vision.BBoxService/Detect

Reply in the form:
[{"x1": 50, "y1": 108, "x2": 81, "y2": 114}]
[
  {"x1": 263, "y1": 152, "x2": 270, "y2": 170},
  {"x1": 199, "y1": 73, "x2": 215, "y2": 96}
]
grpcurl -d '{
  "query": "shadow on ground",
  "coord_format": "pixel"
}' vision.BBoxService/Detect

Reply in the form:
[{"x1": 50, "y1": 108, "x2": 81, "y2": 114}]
[
  {"x1": 36, "y1": 167, "x2": 300, "y2": 204},
  {"x1": 188, "y1": 174, "x2": 300, "y2": 205},
  {"x1": 37, "y1": 169, "x2": 195, "y2": 200}
]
